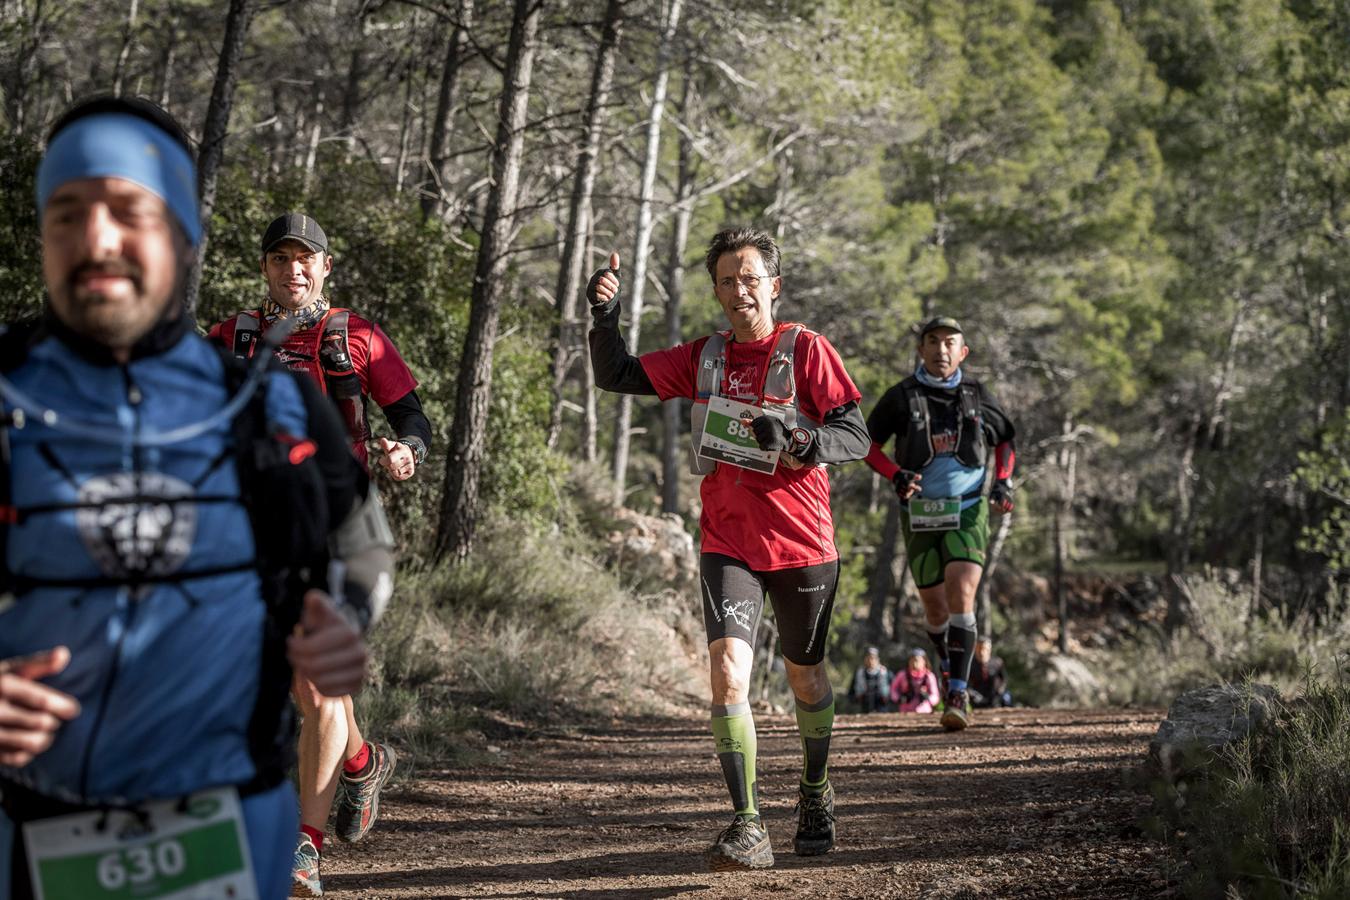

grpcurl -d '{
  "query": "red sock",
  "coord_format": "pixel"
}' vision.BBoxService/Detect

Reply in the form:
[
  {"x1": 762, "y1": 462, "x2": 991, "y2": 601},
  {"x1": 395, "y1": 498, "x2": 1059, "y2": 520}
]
[
  {"x1": 300, "y1": 824, "x2": 324, "y2": 853},
  {"x1": 343, "y1": 742, "x2": 370, "y2": 775}
]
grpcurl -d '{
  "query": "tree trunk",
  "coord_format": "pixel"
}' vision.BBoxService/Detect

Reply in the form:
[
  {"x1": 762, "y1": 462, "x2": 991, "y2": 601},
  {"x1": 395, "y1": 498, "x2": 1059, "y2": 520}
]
[
  {"x1": 1166, "y1": 296, "x2": 1248, "y2": 634},
  {"x1": 301, "y1": 89, "x2": 325, "y2": 195},
  {"x1": 434, "y1": 0, "x2": 542, "y2": 564},
  {"x1": 610, "y1": 0, "x2": 683, "y2": 506},
  {"x1": 111, "y1": 0, "x2": 139, "y2": 97},
  {"x1": 976, "y1": 509, "x2": 1012, "y2": 638},
  {"x1": 752, "y1": 615, "x2": 779, "y2": 701},
  {"x1": 1250, "y1": 517, "x2": 1264, "y2": 621},
  {"x1": 582, "y1": 214, "x2": 599, "y2": 464},
  {"x1": 1053, "y1": 503, "x2": 1068, "y2": 653},
  {"x1": 867, "y1": 501, "x2": 903, "y2": 643},
  {"x1": 155, "y1": 11, "x2": 177, "y2": 108},
  {"x1": 660, "y1": 58, "x2": 695, "y2": 515},
  {"x1": 394, "y1": 68, "x2": 415, "y2": 193},
  {"x1": 338, "y1": 12, "x2": 367, "y2": 153},
  {"x1": 546, "y1": 0, "x2": 624, "y2": 449},
  {"x1": 5, "y1": 0, "x2": 48, "y2": 136},
  {"x1": 891, "y1": 560, "x2": 911, "y2": 644},
  {"x1": 420, "y1": 0, "x2": 473, "y2": 220},
  {"x1": 185, "y1": 0, "x2": 254, "y2": 315},
  {"x1": 1053, "y1": 413, "x2": 1077, "y2": 654}
]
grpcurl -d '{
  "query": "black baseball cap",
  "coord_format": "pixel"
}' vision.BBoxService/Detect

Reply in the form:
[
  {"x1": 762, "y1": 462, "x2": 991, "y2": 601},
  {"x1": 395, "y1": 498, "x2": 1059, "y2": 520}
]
[
  {"x1": 919, "y1": 315, "x2": 963, "y2": 339},
  {"x1": 261, "y1": 212, "x2": 327, "y2": 254}
]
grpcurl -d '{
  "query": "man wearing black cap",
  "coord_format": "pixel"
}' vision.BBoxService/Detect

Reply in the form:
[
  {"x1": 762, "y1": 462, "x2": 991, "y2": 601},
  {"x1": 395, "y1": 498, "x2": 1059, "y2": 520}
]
[
  {"x1": 208, "y1": 213, "x2": 431, "y2": 896},
  {"x1": 863, "y1": 316, "x2": 1016, "y2": 732},
  {"x1": 210, "y1": 213, "x2": 432, "y2": 475},
  {"x1": 0, "y1": 96, "x2": 387, "y2": 899}
]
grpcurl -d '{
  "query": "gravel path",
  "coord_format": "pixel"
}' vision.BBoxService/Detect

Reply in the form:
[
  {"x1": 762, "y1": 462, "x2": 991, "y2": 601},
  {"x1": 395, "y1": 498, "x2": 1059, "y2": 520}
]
[{"x1": 317, "y1": 708, "x2": 1178, "y2": 899}]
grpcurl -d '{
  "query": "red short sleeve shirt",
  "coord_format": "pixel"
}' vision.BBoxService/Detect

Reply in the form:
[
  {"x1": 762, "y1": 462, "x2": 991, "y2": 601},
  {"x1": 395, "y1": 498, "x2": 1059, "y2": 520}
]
[
  {"x1": 640, "y1": 322, "x2": 862, "y2": 572},
  {"x1": 208, "y1": 309, "x2": 418, "y2": 465}
]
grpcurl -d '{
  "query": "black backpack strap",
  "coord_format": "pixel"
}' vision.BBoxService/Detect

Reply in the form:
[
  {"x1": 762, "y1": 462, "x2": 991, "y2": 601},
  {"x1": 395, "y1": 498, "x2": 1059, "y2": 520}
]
[
  {"x1": 898, "y1": 375, "x2": 933, "y2": 471},
  {"x1": 957, "y1": 380, "x2": 981, "y2": 420},
  {"x1": 214, "y1": 347, "x2": 321, "y2": 793},
  {"x1": 0, "y1": 320, "x2": 43, "y2": 606}
]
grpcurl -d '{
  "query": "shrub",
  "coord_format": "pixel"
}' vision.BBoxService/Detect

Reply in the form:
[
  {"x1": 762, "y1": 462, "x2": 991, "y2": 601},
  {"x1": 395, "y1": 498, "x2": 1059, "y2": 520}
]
[
  {"x1": 1153, "y1": 671, "x2": 1350, "y2": 899},
  {"x1": 1089, "y1": 577, "x2": 1350, "y2": 707},
  {"x1": 355, "y1": 511, "x2": 705, "y2": 769}
]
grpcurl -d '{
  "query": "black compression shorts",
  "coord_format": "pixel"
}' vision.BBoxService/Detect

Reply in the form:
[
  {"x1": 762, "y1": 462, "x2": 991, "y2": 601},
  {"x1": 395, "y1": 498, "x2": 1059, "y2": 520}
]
[{"x1": 699, "y1": 552, "x2": 839, "y2": 666}]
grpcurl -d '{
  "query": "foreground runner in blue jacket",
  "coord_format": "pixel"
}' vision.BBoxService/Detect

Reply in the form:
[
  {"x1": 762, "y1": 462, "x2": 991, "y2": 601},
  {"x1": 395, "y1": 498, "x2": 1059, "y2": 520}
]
[{"x1": 0, "y1": 96, "x2": 393, "y2": 900}]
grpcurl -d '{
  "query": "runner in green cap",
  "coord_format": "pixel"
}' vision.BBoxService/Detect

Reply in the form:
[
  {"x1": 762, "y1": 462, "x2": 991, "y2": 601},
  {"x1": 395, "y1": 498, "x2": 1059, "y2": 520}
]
[{"x1": 863, "y1": 316, "x2": 1017, "y2": 731}]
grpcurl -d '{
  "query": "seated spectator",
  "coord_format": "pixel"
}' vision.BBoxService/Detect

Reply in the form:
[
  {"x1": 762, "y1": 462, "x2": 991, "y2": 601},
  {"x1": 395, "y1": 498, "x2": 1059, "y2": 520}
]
[
  {"x1": 848, "y1": 646, "x2": 893, "y2": 713},
  {"x1": 968, "y1": 637, "x2": 1013, "y2": 708},
  {"x1": 890, "y1": 648, "x2": 940, "y2": 713}
]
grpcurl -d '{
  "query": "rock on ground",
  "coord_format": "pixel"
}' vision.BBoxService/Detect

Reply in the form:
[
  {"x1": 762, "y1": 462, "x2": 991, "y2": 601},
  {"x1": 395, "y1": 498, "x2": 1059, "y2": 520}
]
[{"x1": 1148, "y1": 682, "x2": 1281, "y2": 783}]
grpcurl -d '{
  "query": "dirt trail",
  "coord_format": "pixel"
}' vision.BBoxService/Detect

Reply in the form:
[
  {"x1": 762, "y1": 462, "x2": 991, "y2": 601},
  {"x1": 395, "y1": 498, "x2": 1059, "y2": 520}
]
[{"x1": 320, "y1": 708, "x2": 1177, "y2": 899}]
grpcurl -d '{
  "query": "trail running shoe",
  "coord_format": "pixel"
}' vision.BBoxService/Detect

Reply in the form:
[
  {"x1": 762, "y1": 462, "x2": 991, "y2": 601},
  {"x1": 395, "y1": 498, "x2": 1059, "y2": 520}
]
[
  {"x1": 334, "y1": 741, "x2": 397, "y2": 843},
  {"x1": 706, "y1": 814, "x2": 774, "y2": 871},
  {"x1": 941, "y1": 689, "x2": 972, "y2": 732},
  {"x1": 290, "y1": 834, "x2": 322, "y2": 897},
  {"x1": 794, "y1": 781, "x2": 836, "y2": 855}
]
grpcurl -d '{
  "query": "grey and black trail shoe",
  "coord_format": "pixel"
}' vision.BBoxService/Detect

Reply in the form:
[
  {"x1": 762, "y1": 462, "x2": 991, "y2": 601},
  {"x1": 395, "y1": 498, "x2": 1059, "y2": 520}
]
[
  {"x1": 793, "y1": 782, "x2": 836, "y2": 855},
  {"x1": 941, "y1": 689, "x2": 972, "y2": 732},
  {"x1": 706, "y1": 814, "x2": 774, "y2": 871}
]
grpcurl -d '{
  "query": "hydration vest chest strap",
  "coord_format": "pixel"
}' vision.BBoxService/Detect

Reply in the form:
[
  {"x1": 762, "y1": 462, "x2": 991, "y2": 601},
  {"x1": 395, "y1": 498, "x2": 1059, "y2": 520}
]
[
  {"x1": 688, "y1": 324, "x2": 812, "y2": 476},
  {"x1": 898, "y1": 377, "x2": 987, "y2": 472}
]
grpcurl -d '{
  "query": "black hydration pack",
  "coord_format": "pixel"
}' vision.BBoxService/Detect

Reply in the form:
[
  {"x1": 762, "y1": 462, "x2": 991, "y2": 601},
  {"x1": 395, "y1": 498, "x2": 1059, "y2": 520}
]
[{"x1": 896, "y1": 375, "x2": 987, "y2": 472}]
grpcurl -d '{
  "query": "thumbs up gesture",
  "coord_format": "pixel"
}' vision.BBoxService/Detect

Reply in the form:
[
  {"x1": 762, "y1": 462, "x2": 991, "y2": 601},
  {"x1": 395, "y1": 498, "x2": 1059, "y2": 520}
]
[
  {"x1": 586, "y1": 251, "x2": 622, "y2": 309},
  {"x1": 377, "y1": 436, "x2": 416, "y2": 481}
]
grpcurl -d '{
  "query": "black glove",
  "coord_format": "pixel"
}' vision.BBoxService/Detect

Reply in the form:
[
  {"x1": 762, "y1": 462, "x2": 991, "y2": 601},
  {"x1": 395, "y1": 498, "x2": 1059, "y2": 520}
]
[
  {"x1": 585, "y1": 266, "x2": 620, "y2": 314},
  {"x1": 990, "y1": 479, "x2": 1014, "y2": 513},
  {"x1": 750, "y1": 415, "x2": 790, "y2": 451},
  {"x1": 892, "y1": 469, "x2": 920, "y2": 499}
]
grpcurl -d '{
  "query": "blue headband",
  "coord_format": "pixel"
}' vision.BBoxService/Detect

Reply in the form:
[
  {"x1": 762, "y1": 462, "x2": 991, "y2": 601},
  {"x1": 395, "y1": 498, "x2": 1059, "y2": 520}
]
[{"x1": 36, "y1": 112, "x2": 201, "y2": 247}]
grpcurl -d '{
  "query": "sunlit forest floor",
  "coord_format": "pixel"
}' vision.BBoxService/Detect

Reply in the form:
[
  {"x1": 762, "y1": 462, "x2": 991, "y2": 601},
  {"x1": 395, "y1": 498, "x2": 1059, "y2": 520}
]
[{"x1": 318, "y1": 707, "x2": 1173, "y2": 899}]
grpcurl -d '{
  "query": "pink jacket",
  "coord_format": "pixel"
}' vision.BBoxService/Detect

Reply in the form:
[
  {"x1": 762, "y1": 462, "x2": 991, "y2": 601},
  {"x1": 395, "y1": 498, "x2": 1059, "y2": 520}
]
[{"x1": 890, "y1": 669, "x2": 939, "y2": 713}]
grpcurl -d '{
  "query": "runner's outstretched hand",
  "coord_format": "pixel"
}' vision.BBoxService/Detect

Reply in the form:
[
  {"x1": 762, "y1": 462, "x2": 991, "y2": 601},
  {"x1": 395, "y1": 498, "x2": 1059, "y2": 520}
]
[
  {"x1": 288, "y1": 590, "x2": 368, "y2": 698},
  {"x1": 892, "y1": 469, "x2": 922, "y2": 501},
  {"x1": 0, "y1": 646, "x2": 80, "y2": 767},
  {"x1": 377, "y1": 436, "x2": 416, "y2": 481},
  {"x1": 990, "y1": 479, "x2": 1014, "y2": 514},
  {"x1": 586, "y1": 252, "x2": 622, "y2": 309}
]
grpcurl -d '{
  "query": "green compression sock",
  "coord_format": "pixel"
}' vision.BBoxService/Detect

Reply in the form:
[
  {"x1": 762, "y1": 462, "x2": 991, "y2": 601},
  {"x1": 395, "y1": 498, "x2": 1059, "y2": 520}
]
[
  {"x1": 795, "y1": 689, "x2": 835, "y2": 793},
  {"x1": 710, "y1": 703, "x2": 758, "y2": 817}
]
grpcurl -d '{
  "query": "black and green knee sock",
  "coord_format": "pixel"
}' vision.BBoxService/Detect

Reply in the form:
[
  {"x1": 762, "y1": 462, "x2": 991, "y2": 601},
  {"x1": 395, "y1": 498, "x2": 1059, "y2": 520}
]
[
  {"x1": 794, "y1": 689, "x2": 835, "y2": 796},
  {"x1": 710, "y1": 703, "x2": 758, "y2": 817},
  {"x1": 947, "y1": 611, "x2": 978, "y2": 692},
  {"x1": 927, "y1": 623, "x2": 950, "y2": 673}
]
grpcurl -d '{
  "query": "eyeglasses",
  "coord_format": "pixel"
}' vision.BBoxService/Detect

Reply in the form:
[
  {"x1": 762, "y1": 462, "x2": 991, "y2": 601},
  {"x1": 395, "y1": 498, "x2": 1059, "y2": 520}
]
[{"x1": 717, "y1": 273, "x2": 773, "y2": 292}]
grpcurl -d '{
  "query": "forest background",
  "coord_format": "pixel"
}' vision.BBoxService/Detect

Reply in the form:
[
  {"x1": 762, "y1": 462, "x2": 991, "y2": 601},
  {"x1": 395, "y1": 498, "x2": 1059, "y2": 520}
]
[{"x1": 1, "y1": 0, "x2": 1347, "y2": 724}]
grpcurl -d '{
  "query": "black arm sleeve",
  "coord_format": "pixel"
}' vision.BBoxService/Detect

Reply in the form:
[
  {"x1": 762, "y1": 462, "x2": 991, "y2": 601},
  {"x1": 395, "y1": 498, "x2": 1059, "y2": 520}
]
[
  {"x1": 865, "y1": 383, "x2": 909, "y2": 448},
  {"x1": 978, "y1": 383, "x2": 1017, "y2": 445},
  {"x1": 292, "y1": 371, "x2": 367, "y2": 523},
  {"x1": 588, "y1": 302, "x2": 658, "y2": 395},
  {"x1": 805, "y1": 401, "x2": 870, "y2": 465},
  {"x1": 379, "y1": 389, "x2": 433, "y2": 451}
]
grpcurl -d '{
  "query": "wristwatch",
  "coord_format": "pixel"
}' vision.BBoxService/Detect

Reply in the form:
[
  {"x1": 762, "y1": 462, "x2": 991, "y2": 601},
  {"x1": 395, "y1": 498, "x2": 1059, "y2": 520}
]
[
  {"x1": 787, "y1": 427, "x2": 814, "y2": 458},
  {"x1": 397, "y1": 435, "x2": 428, "y2": 465}
]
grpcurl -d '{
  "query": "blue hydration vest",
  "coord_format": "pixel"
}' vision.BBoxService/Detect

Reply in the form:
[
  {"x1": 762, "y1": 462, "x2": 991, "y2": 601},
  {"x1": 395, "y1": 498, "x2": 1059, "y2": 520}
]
[{"x1": 0, "y1": 323, "x2": 317, "y2": 808}]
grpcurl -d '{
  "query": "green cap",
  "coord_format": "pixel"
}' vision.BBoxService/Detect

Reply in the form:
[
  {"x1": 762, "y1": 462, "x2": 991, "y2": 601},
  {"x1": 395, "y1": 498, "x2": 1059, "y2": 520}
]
[{"x1": 919, "y1": 316, "x2": 963, "y2": 338}]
